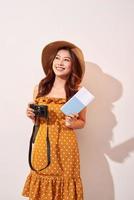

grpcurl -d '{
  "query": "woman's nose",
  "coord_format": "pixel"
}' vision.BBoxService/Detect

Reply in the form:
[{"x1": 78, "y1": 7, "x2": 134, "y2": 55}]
[{"x1": 59, "y1": 59, "x2": 64, "y2": 65}]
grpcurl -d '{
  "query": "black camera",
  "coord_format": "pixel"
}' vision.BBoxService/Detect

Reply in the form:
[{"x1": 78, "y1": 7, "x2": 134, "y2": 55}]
[{"x1": 30, "y1": 104, "x2": 48, "y2": 118}]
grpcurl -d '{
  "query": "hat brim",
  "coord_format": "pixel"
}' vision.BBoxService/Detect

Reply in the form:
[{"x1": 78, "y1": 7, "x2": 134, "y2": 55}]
[{"x1": 41, "y1": 40, "x2": 85, "y2": 78}]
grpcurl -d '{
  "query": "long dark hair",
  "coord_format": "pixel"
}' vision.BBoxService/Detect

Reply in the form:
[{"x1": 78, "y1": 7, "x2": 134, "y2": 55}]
[{"x1": 36, "y1": 47, "x2": 83, "y2": 100}]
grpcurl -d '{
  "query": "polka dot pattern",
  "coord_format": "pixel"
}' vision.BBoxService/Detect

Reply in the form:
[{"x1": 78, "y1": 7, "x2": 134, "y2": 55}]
[{"x1": 22, "y1": 97, "x2": 84, "y2": 200}]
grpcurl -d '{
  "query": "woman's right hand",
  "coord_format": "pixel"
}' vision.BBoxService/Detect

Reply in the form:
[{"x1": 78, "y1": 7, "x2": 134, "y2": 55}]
[{"x1": 26, "y1": 102, "x2": 35, "y2": 123}]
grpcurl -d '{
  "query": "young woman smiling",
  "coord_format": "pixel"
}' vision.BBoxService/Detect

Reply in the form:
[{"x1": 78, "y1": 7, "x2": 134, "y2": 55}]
[{"x1": 22, "y1": 41, "x2": 87, "y2": 200}]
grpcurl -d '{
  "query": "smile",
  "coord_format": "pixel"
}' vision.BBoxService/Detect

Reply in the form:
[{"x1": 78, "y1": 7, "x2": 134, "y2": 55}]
[{"x1": 56, "y1": 67, "x2": 65, "y2": 71}]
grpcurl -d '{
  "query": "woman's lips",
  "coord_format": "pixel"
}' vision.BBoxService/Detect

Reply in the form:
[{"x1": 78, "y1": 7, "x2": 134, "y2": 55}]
[{"x1": 56, "y1": 67, "x2": 65, "y2": 71}]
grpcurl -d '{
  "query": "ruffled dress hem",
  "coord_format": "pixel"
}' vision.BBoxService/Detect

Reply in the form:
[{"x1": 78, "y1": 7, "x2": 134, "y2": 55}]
[{"x1": 22, "y1": 171, "x2": 83, "y2": 200}]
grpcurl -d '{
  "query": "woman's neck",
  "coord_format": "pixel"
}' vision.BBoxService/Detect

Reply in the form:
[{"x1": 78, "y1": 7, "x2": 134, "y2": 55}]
[{"x1": 53, "y1": 76, "x2": 67, "y2": 89}]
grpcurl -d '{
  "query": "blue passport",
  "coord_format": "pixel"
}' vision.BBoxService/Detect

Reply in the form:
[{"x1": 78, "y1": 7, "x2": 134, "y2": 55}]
[{"x1": 60, "y1": 87, "x2": 95, "y2": 115}]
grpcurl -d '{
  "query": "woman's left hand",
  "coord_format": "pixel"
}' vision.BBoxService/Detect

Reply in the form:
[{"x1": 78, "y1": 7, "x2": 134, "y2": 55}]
[{"x1": 65, "y1": 113, "x2": 79, "y2": 127}]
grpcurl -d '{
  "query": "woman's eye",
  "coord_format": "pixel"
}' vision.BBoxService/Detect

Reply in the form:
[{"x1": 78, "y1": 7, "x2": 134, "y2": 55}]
[
  {"x1": 64, "y1": 59, "x2": 70, "y2": 62},
  {"x1": 55, "y1": 56, "x2": 60, "y2": 59}
]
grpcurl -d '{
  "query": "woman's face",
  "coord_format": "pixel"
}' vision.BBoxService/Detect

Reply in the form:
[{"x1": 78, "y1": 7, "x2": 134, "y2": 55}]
[{"x1": 52, "y1": 49, "x2": 72, "y2": 78}]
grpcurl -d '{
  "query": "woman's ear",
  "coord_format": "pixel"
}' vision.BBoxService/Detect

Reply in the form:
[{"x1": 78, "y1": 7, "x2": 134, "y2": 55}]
[{"x1": 78, "y1": 85, "x2": 82, "y2": 90}]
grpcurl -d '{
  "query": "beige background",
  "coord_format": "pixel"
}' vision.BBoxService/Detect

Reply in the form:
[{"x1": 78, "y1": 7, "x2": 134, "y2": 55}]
[{"x1": 0, "y1": 0, "x2": 134, "y2": 199}]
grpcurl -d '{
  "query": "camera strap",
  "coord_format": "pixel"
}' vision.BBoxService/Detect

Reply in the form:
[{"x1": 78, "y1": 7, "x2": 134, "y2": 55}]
[{"x1": 28, "y1": 116, "x2": 51, "y2": 171}]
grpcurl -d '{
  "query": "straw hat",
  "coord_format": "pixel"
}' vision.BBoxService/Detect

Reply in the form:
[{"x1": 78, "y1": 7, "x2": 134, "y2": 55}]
[{"x1": 41, "y1": 40, "x2": 85, "y2": 79}]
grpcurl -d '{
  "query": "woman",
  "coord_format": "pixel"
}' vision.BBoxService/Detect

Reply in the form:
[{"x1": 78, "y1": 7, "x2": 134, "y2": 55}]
[{"x1": 22, "y1": 41, "x2": 87, "y2": 200}]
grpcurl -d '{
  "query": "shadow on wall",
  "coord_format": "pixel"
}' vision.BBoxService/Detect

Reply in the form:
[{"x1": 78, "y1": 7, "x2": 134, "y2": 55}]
[{"x1": 77, "y1": 62, "x2": 134, "y2": 200}]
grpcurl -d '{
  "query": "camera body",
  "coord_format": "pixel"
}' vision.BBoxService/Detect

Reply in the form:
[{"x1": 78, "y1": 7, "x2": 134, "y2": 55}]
[{"x1": 30, "y1": 104, "x2": 48, "y2": 118}]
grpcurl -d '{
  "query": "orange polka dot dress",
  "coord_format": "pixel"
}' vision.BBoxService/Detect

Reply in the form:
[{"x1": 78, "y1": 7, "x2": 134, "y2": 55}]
[{"x1": 22, "y1": 96, "x2": 84, "y2": 200}]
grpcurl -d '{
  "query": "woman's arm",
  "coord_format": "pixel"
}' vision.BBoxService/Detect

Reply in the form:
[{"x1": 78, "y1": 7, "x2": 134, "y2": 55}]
[
  {"x1": 33, "y1": 85, "x2": 39, "y2": 100},
  {"x1": 26, "y1": 85, "x2": 39, "y2": 123}
]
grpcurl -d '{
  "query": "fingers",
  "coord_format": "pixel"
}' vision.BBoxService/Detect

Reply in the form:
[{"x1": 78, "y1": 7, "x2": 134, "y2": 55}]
[
  {"x1": 26, "y1": 102, "x2": 35, "y2": 120},
  {"x1": 65, "y1": 113, "x2": 79, "y2": 127},
  {"x1": 66, "y1": 113, "x2": 79, "y2": 119},
  {"x1": 65, "y1": 116, "x2": 72, "y2": 126},
  {"x1": 26, "y1": 108, "x2": 35, "y2": 118}
]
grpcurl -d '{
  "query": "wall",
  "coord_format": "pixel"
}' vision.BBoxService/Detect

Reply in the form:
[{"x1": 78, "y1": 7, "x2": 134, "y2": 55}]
[{"x1": 0, "y1": 0, "x2": 134, "y2": 199}]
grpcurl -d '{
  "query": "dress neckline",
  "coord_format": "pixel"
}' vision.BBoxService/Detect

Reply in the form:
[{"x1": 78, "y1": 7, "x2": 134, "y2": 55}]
[
  {"x1": 43, "y1": 96, "x2": 66, "y2": 100},
  {"x1": 35, "y1": 96, "x2": 67, "y2": 104}
]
